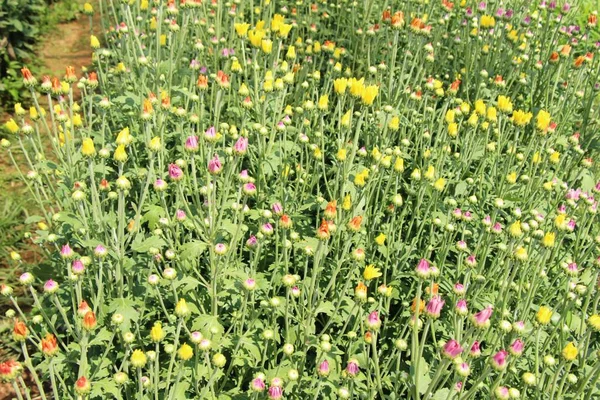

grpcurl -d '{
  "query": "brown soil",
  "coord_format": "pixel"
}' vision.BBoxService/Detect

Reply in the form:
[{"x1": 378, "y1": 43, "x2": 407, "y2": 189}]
[{"x1": 0, "y1": 3, "x2": 100, "y2": 399}]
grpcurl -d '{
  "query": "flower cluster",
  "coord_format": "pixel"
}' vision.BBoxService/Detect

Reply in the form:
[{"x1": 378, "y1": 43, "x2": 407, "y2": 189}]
[{"x1": 2, "y1": 0, "x2": 600, "y2": 399}]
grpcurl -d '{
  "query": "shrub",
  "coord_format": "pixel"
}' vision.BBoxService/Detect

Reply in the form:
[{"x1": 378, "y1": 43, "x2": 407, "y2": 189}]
[{"x1": 2, "y1": 0, "x2": 600, "y2": 399}]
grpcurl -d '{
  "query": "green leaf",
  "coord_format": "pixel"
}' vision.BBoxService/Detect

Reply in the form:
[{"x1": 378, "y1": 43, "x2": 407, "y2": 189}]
[
  {"x1": 432, "y1": 389, "x2": 451, "y2": 400},
  {"x1": 179, "y1": 240, "x2": 208, "y2": 261},
  {"x1": 24, "y1": 215, "x2": 44, "y2": 224},
  {"x1": 88, "y1": 328, "x2": 113, "y2": 346},
  {"x1": 131, "y1": 235, "x2": 167, "y2": 252},
  {"x1": 314, "y1": 301, "x2": 335, "y2": 316}
]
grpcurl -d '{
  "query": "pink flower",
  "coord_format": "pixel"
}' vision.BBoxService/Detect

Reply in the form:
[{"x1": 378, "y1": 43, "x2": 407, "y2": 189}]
[
  {"x1": 453, "y1": 283, "x2": 466, "y2": 295},
  {"x1": 455, "y1": 299, "x2": 468, "y2": 315},
  {"x1": 243, "y1": 182, "x2": 256, "y2": 196},
  {"x1": 234, "y1": 137, "x2": 248, "y2": 155},
  {"x1": 317, "y1": 360, "x2": 330, "y2": 376},
  {"x1": 208, "y1": 155, "x2": 222, "y2": 175},
  {"x1": 250, "y1": 377, "x2": 265, "y2": 392},
  {"x1": 471, "y1": 305, "x2": 493, "y2": 328},
  {"x1": 267, "y1": 386, "x2": 283, "y2": 399},
  {"x1": 366, "y1": 311, "x2": 381, "y2": 330},
  {"x1": 346, "y1": 360, "x2": 359, "y2": 377},
  {"x1": 455, "y1": 381, "x2": 463, "y2": 392},
  {"x1": 425, "y1": 295, "x2": 445, "y2": 318},
  {"x1": 94, "y1": 245, "x2": 107, "y2": 258},
  {"x1": 415, "y1": 259, "x2": 431, "y2": 278},
  {"x1": 271, "y1": 202, "x2": 283, "y2": 216},
  {"x1": 204, "y1": 126, "x2": 217, "y2": 140},
  {"x1": 491, "y1": 350, "x2": 509, "y2": 370},
  {"x1": 184, "y1": 135, "x2": 199, "y2": 152},
  {"x1": 470, "y1": 341, "x2": 481, "y2": 357},
  {"x1": 60, "y1": 244, "x2": 74, "y2": 259},
  {"x1": 168, "y1": 164, "x2": 184, "y2": 181},
  {"x1": 509, "y1": 339, "x2": 525, "y2": 356},
  {"x1": 246, "y1": 235, "x2": 258, "y2": 249},
  {"x1": 442, "y1": 339, "x2": 463, "y2": 359},
  {"x1": 175, "y1": 209, "x2": 186, "y2": 221},
  {"x1": 43, "y1": 280, "x2": 59, "y2": 294},
  {"x1": 71, "y1": 259, "x2": 85, "y2": 275}
]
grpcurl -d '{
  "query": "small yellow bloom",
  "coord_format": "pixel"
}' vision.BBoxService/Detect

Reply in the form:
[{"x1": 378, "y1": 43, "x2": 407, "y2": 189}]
[
  {"x1": 150, "y1": 322, "x2": 165, "y2": 342},
  {"x1": 549, "y1": 152, "x2": 560, "y2": 164},
  {"x1": 130, "y1": 349, "x2": 147, "y2": 368},
  {"x1": 448, "y1": 123, "x2": 458, "y2": 137},
  {"x1": 536, "y1": 306, "x2": 552, "y2": 325},
  {"x1": 81, "y1": 138, "x2": 96, "y2": 156},
  {"x1": 261, "y1": 39, "x2": 273, "y2": 54},
  {"x1": 512, "y1": 110, "x2": 532, "y2": 126},
  {"x1": 90, "y1": 35, "x2": 100, "y2": 49},
  {"x1": 341, "y1": 110, "x2": 352, "y2": 127},
  {"x1": 486, "y1": 106, "x2": 497, "y2": 122},
  {"x1": 116, "y1": 127, "x2": 132, "y2": 146},
  {"x1": 160, "y1": 35, "x2": 167, "y2": 46},
  {"x1": 336, "y1": 148, "x2": 347, "y2": 161},
  {"x1": 113, "y1": 145, "x2": 128, "y2": 162},
  {"x1": 394, "y1": 157, "x2": 404, "y2": 173},
  {"x1": 536, "y1": 110, "x2": 551, "y2": 131},
  {"x1": 14, "y1": 103, "x2": 25, "y2": 116},
  {"x1": 562, "y1": 342, "x2": 578, "y2": 361},
  {"x1": 532, "y1": 152, "x2": 541, "y2": 164},
  {"x1": 514, "y1": 246, "x2": 528, "y2": 261},
  {"x1": 248, "y1": 29, "x2": 265, "y2": 47},
  {"x1": 509, "y1": 221, "x2": 522, "y2": 237},
  {"x1": 4, "y1": 119, "x2": 19, "y2": 134},
  {"x1": 148, "y1": 137, "x2": 161, "y2": 152},
  {"x1": 178, "y1": 343, "x2": 194, "y2": 361},
  {"x1": 175, "y1": 298, "x2": 190, "y2": 318},
  {"x1": 506, "y1": 172, "x2": 517, "y2": 184},
  {"x1": 349, "y1": 77, "x2": 365, "y2": 97},
  {"x1": 497, "y1": 95, "x2": 513, "y2": 113},
  {"x1": 388, "y1": 116, "x2": 400, "y2": 131},
  {"x1": 555, "y1": 214, "x2": 567, "y2": 230},
  {"x1": 334, "y1": 78, "x2": 348, "y2": 94},
  {"x1": 342, "y1": 194, "x2": 352, "y2": 210},
  {"x1": 433, "y1": 178, "x2": 446, "y2": 191},
  {"x1": 424, "y1": 165, "x2": 435, "y2": 181},
  {"x1": 445, "y1": 109, "x2": 455, "y2": 124},
  {"x1": 83, "y1": 2, "x2": 93, "y2": 14},
  {"x1": 72, "y1": 113, "x2": 82, "y2": 127},
  {"x1": 480, "y1": 15, "x2": 496, "y2": 28},
  {"x1": 286, "y1": 45, "x2": 296, "y2": 59},
  {"x1": 361, "y1": 85, "x2": 378, "y2": 106},
  {"x1": 363, "y1": 265, "x2": 382, "y2": 281},
  {"x1": 588, "y1": 315, "x2": 600, "y2": 332},
  {"x1": 474, "y1": 99, "x2": 486, "y2": 116},
  {"x1": 234, "y1": 23, "x2": 250, "y2": 37},
  {"x1": 278, "y1": 24, "x2": 292, "y2": 38},
  {"x1": 140, "y1": 0, "x2": 148, "y2": 10},
  {"x1": 318, "y1": 94, "x2": 329, "y2": 110},
  {"x1": 375, "y1": 233, "x2": 386, "y2": 246},
  {"x1": 354, "y1": 169, "x2": 369, "y2": 187},
  {"x1": 541, "y1": 232, "x2": 555, "y2": 248}
]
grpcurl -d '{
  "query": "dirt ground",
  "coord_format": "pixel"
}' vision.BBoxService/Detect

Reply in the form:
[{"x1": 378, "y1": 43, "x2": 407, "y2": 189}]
[{"x1": 0, "y1": 4, "x2": 100, "y2": 399}]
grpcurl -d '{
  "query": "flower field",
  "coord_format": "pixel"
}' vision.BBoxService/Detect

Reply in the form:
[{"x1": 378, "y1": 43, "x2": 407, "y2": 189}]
[{"x1": 2, "y1": 0, "x2": 600, "y2": 398}]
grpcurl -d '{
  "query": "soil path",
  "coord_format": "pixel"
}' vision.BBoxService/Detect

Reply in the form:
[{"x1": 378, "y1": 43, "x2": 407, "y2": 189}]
[{"x1": 0, "y1": 3, "x2": 100, "y2": 399}]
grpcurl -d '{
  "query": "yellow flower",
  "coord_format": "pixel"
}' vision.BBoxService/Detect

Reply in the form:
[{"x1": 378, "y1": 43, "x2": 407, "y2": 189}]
[
  {"x1": 318, "y1": 94, "x2": 329, "y2": 110},
  {"x1": 4, "y1": 119, "x2": 19, "y2": 134},
  {"x1": 160, "y1": 35, "x2": 167, "y2": 46},
  {"x1": 459, "y1": 102, "x2": 470, "y2": 114},
  {"x1": 30, "y1": 107, "x2": 39, "y2": 120},
  {"x1": 130, "y1": 349, "x2": 147, "y2": 368},
  {"x1": 361, "y1": 85, "x2": 378, "y2": 106},
  {"x1": 424, "y1": 165, "x2": 435, "y2": 181},
  {"x1": 588, "y1": 315, "x2": 600, "y2": 332},
  {"x1": 375, "y1": 233, "x2": 386, "y2": 246},
  {"x1": 480, "y1": 15, "x2": 496, "y2": 28},
  {"x1": 555, "y1": 214, "x2": 567, "y2": 230},
  {"x1": 333, "y1": 78, "x2": 348, "y2": 94},
  {"x1": 83, "y1": 2, "x2": 93, "y2": 13},
  {"x1": 388, "y1": 116, "x2": 400, "y2": 131},
  {"x1": 116, "y1": 127, "x2": 132, "y2": 146},
  {"x1": 175, "y1": 298, "x2": 190, "y2": 318},
  {"x1": 474, "y1": 100, "x2": 486, "y2": 116},
  {"x1": 549, "y1": 152, "x2": 560, "y2": 164},
  {"x1": 248, "y1": 29, "x2": 265, "y2": 47},
  {"x1": 90, "y1": 35, "x2": 100, "y2": 49},
  {"x1": 72, "y1": 113, "x2": 82, "y2": 127},
  {"x1": 536, "y1": 110, "x2": 551, "y2": 131},
  {"x1": 336, "y1": 148, "x2": 347, "y2": 161},
  {"x1": 512, "y1": 110, "x2": 532, "y2": 126},
  {"x1": 140, "y1": 0, "x2": 148, "y2": 10},
  {"x1": 271, "y1": 14, "x2": 284, "y2": 32},
  {"x1": 231, "y1": 59, "x2": 242, "y2": 72},
  {"x1": 150, "y1": 322, "x2": 165, "y2": 342},
  {"x1": 113, "y1": 145, "x2": 128, "y2": 162},
  {"x1": 286, "y1": 45, "x2": 296, "y2": 59},
  {"x1": 363, "y1": 265, "x2": 382, "y2": 281},
  {"x1": 445, "y1": 109, "x2": 455, "y2": 124},
  {"x1": 349, "y1": 77, "x2": 365, "y2": 97},
  {"x1": 150, "y1": 17, "x2": 157, "y2": 30},
  {"x1": 354, "y1": 169, "x2": 369, "y2": 187},
  {"x1": 562, "y1": 342, "x2": 578, "y2": 361},
  {"x1": 509, "y1": 221, "x2": 522, "y2": 237},
  {"x1": 532, "y1": 152, "x2": 541, "y2": 164},
  {"x1": 178, "y1": 343, "x2": 194, "y2": 360},
  {"x1": 394, "y1": 157, "x2": 404, "y2": 172},
  {"x1": 514, "y1": 246, "x2": 528, "y2": 261},
  {"x1": 14, "y1": 103, "x2": 25, "y2": 116},
  {"x1": 278, "y1": 24, "x2": 292, "y2": 38},
  {"x1": 467, "y1": 113, "x2": 478, "y2": 126},
  {"x1": 486, "y1": 106, "x2": 497, "y2": 122},
  {"x1": 536, "y1": 306, "x2": 552, "y2": 325},
  {"x1": 81, "y1": 138, "x2": 96, "y2": 156},
  {"x1": 541, "y1": 232, "x2": 555, "y2": 248},
  {"x1": 261, "y1": 39, "x2": 273, "y2": 54},
  {"x1": 506, "y1": 172, "x2": 517, "y2": 184},
  {"x1": 341, "y1": 110, "x2": 352, "y2": 127},
  {"x1": 342, "y1": 194, "x2": 352, "y2": 210},
  {"x1": 433, "y1": 178, "x2": 446, "y2": 191},
  {"x1": 234, "y1": 23, "x2": 250, "y2": 37},
  {"x1": 148, "y1": 137, "x2": 161, "y2": 152},
  {"x1": 497, "y1": 95, "x2": 513, "y2": 113},
  {"x1": 448, "y1": 123, "x2": 458, "y2": 137}
]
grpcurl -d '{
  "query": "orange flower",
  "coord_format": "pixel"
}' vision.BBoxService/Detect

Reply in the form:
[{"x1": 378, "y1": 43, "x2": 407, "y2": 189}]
[
  {"x1": 549, "y1": 51, "x2": 559, "y2": 63},
  {"x1": 21, "y1": 67, "x2": 36, "y2": 85},
  {"x1": 574, "y1": 56, "x2": 585, "y2": 68},
  {"x1": 560, "y1": 45, "x2": 571, "y2": 57},
  {"x1": 78, "y1": 300, "x2": 90, "y2": 317},
  {"x1": 316, "y1": 219, "x2": 330, "y2": 240},
  {"x1": 588, "y1": 13, "x2": 597, "y2": 27},
  {"x1": 442, "y1": 0, "x2": 454, "y2": 11},
  {"x1": 65, "y1": 66, "x2": 77, "y2": 82},
  {"x1": 216, "y1": 70, "x2": 230, "y2": 88},
  {"x1": 41, "y1": 333, "x2": 59, "y2": 357},
  {"x1": 347, "y1": 216, "x2": 363, "y2": 232},
  {"x1": 382, "y1": 9, "x2": 391, "y2": 22},
  {"x1": 13, "y1": 319, "x2": 27, "y2": 341},
  {"x1": 82, "y1": 310, "x2": 97, "y2": 331},
  {"x1": 411, "y1": 298, "x2": 425, "y2": 313},
  {"x1": 324, "y1": 200, "x2": 337, "y2": 219},
  {"x1": 448, "y1": 79, "x2": 461, "y2": 95},
  {"x1": 410, "y1": 17, "x2": 424, "y2": 32},
  {"x1": 425, "y1": 283, "x2": 439, "y2": 296},
  {"x1": 391, "y1": 11, "x2": 405, "y2": 29},
  {"x1": 197, "y1": 74, "x2": 208, "y2": 89},
  {"x1": 279, "y1": 214, "x2": 292, "y2": 229},
  {"x1": 51, "y1": 77, "x2": 61, "y2": 94},
  {"x1": 355, "y1": 282, "x2": 367, "y2": 300}
]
